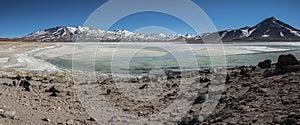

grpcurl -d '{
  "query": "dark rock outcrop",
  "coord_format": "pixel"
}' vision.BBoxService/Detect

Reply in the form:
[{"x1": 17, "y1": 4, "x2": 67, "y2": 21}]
[
  {"x1": 277, "y1": 54, "x2": 299, "y2": 67},
  {"x1": 258, "y1": 59, "x2": 272, "y2": 69}
]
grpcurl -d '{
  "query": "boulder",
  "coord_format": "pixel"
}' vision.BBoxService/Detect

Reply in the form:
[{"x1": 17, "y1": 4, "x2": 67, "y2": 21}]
[
  {"x1": 258, "y1": 59, "x2": 272, "y2": 69},
  {"x1": 277, "y1": 54, "x2": 299, "y2": 67}
]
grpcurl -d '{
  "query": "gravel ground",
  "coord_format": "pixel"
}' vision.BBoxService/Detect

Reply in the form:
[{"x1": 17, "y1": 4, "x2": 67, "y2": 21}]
[{"x1": 0, "y1": 57, "x2": 299, "y2": 124}]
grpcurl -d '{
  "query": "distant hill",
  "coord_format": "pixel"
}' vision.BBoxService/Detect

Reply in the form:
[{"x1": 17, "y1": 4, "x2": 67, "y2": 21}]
[{"x1": 0, "y1": 38, "x2": 22, "y2": 41}]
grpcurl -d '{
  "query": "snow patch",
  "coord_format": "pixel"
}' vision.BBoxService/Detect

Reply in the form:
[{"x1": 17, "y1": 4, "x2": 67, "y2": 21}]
[
  {"x1": 220, "y1": 32, "x2": 227, "y2": 39},
  {"x1": 262, "y1": 35, "x2": 270, "y2": 38},
  {"x1": 185, "y1": 33, "x2": 193, "y2": 39},
  {"x1": 240, "y1": 29, "x2": 250, "y2": 37},
  {"x1": 280, "y1": 32, "x2": 285, "y2": 37},
  {"x1": 290, "y1": 31, "x2": 300, "y2": 37},
  {"x1": 264, "y1": 29, "x2": 271, "y2": 34},
  {"x1": 249, "y1": 25, "x2": 259, "y2": 35}
]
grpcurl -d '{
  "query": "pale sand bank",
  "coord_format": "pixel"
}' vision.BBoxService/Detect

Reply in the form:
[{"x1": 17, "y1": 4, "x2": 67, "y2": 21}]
[{"x1": 0, "y1": 41, "x2": 60, "y2": 72}]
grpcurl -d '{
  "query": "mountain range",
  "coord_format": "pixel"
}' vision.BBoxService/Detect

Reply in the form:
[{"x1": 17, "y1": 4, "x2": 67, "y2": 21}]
[
  {"x1": 22, "y1": 26, "x2": 182, "y2": 42},
  {"x1": 5, "y1": 17, "x2": 300, "y2": 42},
  {"x1": 187, "y1": 17, "x2": 300, "y2": 43}
]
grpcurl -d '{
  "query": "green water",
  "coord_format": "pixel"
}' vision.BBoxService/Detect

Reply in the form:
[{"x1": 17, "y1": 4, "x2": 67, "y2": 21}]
[{"x1": 38, "y1": 42, "x2": 300, "y2": 74}]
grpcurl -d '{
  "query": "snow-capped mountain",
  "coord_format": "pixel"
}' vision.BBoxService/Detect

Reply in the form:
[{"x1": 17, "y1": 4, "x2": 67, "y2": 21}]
[
  {"x1": 21, "y1": 17, "x2": 300, "y2": 42},
  {"x1": 23, "y1": 26, "x2": 182, "y2": 42},
  {"x1": 187, "y1": 17, "x2": 300, "y2": 42},
  {"x1": 185, "y1": 33, "x2": 194, "y2": 39}
]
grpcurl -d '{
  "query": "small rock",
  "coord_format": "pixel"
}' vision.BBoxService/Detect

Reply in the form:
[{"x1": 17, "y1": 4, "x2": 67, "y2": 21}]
[
  {"x1": 167, "y1": 92, "x2": 177, "y2": 97},
  {"x1": 166, "y1": 92, "x2": 177, "y2": 100},
  {"x1": 139, "y1": 84, "x2": 148, "y2": 89},
  {"x1": 25, "y1": 76, "x2": 32, "y2": 81},
  {"x1": 225, "y1": 74, "x2": 232, "y2": 84},
  {"x1": 123, "y1": 108, "x2": 129, "y2": 111},
  {"x1": 193, "y1": 94, "x2": 207, "y2": 105},
  {"x1": 106, "y1": 89, "x2": 111, "y2": 95},
  {"x1": 42, "y1": 118, "x2": 51, "y2": 122},
  {"x1": 258, "y1": 59, "x2": 272, "y2": 69},
  {"x1": 19, "y1": 80, "x2": 30, "y2": 87},
  {"x1": 200, "y1": 77, "x2": 210, "y2": 82},
  {"x1": 65, "y1": 119, "x2": 74, "y2": 124},
  {"x1": 141, "y1": 76, "x2": 151, "y2": 82},
  {"x1": 19, "y1": 80, "x2": 31, "y2": 91},
  {"x1": 49, "y1": 79, "x2": 59, "y2": 84},
  {"x1": 29, "y1": 85, "x2": 39, "y2": 92},
  {"x1": 87, "y1": 117, "x2": 96, "y2": 121},
  {"x1": 2, "y1": 110, "x2": 16, "y2": 119},
  {"x1": 172, "y1": 83, "x2": 179, "y2": 88},
  {"x1": 50, "y1": 92, "x2": 59, "y2": 97},
  {"x1": 130, "y1": 77, "x2": 139, "y2": 83},
  {"x1": 195, "y1": 76, "x2": 210, "y2": 83},
  {"x1": 66, "y1": 91, "x2": 73, "y2": 96},
  {"x1": 288, "y1": 112, "x2": 300, "y2": 119},
  {"x1": 282, "y1": 118, "x2": 297, "y2": 125},
  {"x1": 240, "y1": 67, "x2": 251, "y2": 77},
  {"x1": 12, "y1": 75, "x2": 22, "y2": 81},
  {"x1": 12, "y1": 81, "x2": 17, "y2": 86},
  {"x1": 263, "y1": 69, "x2": 274, "y2": 77},
  {"x1": 46, "y1": 86, "x2": 60, "y2": 93}
]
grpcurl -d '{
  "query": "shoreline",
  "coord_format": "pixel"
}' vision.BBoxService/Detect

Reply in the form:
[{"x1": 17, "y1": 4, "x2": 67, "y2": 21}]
[
  {"x1": 0, "y1": 41, "x2": 58, "y2": 69},
  {"x1": 1, "y1": 41, "x2": 299, "y2": 77}
]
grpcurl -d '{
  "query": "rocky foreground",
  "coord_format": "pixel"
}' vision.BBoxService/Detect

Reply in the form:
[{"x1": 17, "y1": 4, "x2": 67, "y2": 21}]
[{"x1": 0, "y1": 54, "x2": 300, "y2": 125}]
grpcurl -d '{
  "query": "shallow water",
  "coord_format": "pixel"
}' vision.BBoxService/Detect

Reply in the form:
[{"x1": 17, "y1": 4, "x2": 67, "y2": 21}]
[{"x1": 33, "y1": 42, "x2": 300, "y2": 74}]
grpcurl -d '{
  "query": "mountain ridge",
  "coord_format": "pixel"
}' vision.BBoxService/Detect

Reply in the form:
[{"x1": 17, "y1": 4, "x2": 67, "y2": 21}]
[
  {"x1": 3, "y1": 17, "x2": 300, "y2": 42},
  {"x1": 187, "y1": 17, "x2": 300, "y2": 43},
  {"x1": 22, "y1": 26, "x2": 182, "y2": 42}
]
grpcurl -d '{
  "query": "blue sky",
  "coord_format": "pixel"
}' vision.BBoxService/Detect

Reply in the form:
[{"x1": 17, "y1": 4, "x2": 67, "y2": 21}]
[{"x1": 0, "y1": 0, "x2": 299, "y2": 37}]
